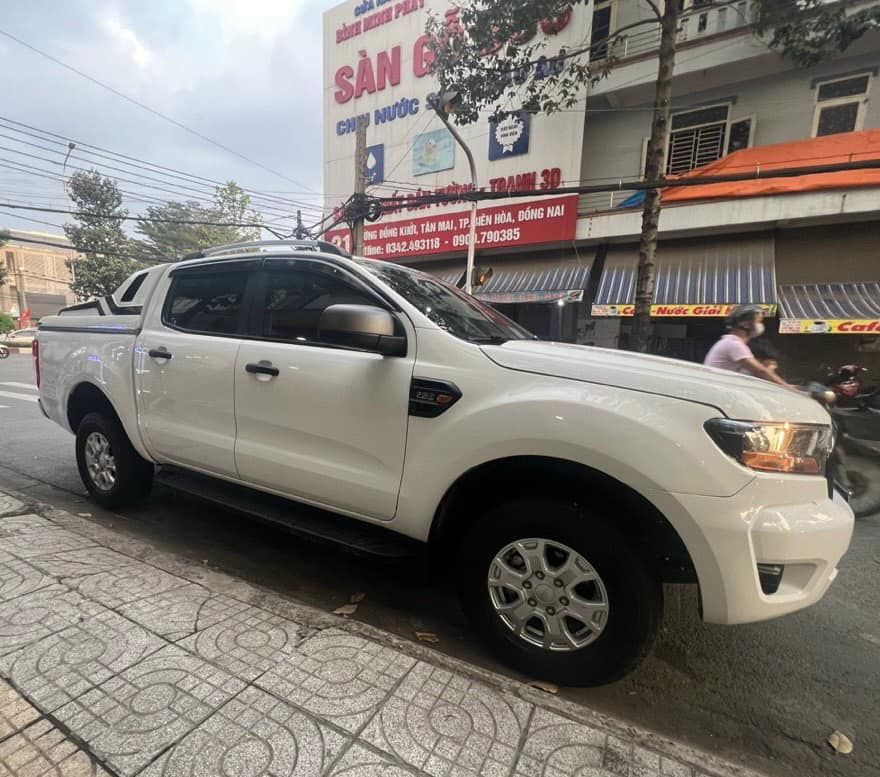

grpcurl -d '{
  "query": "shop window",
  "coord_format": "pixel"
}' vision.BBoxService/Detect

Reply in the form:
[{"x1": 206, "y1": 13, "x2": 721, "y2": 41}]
[
  {"x1": 591, "y1": 1, "x2": 614, "y2": 61},
  {"x1": 813, "y1": 73, "x2": 871, "y2": 137}
]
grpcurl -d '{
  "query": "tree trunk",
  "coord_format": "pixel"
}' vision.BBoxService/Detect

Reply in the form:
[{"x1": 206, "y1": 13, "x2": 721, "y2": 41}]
[{"x1": 630, "y1": 2, "x2": 678, "y2": 353}]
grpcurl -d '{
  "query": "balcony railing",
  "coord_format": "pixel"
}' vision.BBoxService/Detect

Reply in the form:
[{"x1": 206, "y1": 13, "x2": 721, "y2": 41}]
[{"x1": 599, "y1": 1, "x2": 755, "y2": 62}]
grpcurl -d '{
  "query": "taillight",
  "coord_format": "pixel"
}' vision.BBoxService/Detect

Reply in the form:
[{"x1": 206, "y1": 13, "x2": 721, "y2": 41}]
[{"x1": 32, "y1": 338, "x2": 40, "y2": 388}]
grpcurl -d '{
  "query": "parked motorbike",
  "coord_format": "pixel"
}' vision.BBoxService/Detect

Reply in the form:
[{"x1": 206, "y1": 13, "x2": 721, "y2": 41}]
[
  {"x1": 0, "y1": 344, "x2": 8, "y2": 359},
  {"x1": 822, "y1": 363, "x2": 879, "y2": 408},
  {"x1": 808, "y1": 381, "x2": 880, "y2": 517}
]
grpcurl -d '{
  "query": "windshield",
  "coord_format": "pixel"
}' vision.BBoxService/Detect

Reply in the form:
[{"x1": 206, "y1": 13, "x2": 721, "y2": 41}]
[{"x1": 358, "y1": 261, "x2": 535, "y2": 344}]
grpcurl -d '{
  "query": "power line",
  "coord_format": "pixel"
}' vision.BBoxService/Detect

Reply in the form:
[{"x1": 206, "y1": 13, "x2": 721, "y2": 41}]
[
  {"x1": 5, "y1": 235, "x2": 167, "y2": 266},
  {"x1": 0, "y1": 30, "x2": 320, "y2": 194},
  {"x1": 0, "y1": 201, "x2": 269, "y2": 230},
  {"x1": 371, "y1": 157, "x2": 880, "y2": 207},
  {"x1": 0, "y1": 117, "x2": 325, "y2": 214},
  {"x1": 0, "y1": 209, "x2": 66, "y2": 231},
  {"x1": 0, "y1": 143, "x2": 303, "y2": 220}
]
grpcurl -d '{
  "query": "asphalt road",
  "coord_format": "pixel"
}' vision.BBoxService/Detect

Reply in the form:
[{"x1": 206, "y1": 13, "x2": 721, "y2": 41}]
[{"x1": 1, "y1": 352, "x2": 878, "y2": 777}]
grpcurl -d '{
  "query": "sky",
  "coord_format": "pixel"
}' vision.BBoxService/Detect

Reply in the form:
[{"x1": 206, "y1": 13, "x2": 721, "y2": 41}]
[{"x1": 0, "y1": 0, "x2": 333, "y2": 236}]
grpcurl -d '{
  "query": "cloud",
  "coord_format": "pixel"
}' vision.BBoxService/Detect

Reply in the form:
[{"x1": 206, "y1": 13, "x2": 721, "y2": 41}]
[
  {"x1": 0, "y1": 0, "x2": 331, "y2": 235},
  {"x1": 100, "y1": 15, "x2": 153, "y2": 68}
]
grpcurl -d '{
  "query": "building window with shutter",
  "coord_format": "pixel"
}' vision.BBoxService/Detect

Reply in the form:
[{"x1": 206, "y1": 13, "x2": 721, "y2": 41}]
[
  {"x1": 641, "y1": 104, "x2": 756, "y2": 176},
  {"x1": 591, "y1": 1, "x2": 614, "y2": 61},
  {"x1": 666, "y1": 104, "x2": 730, "y2": 174},
  {"x1": 812, "y1": 73, "x2": 871, "y2": 137}
]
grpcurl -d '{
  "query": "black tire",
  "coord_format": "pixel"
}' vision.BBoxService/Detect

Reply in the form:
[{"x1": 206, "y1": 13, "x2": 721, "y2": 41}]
[
  {"x1": 844, "y1": 454, "x2": 880, "y2": 518},
  {"x1": 458, "y1": 498, "x2": 662, "y2": 687},
  {"x1": 0, "y1": 347, "x2": 8, "y2": 359},
  {"x1": 75, "y1": 411, "x2": 154, "y2": 509}
]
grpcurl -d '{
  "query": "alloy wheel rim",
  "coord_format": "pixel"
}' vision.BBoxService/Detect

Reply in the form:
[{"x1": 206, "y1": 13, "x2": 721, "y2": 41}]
[
  {"x1": 84, "y1": 432, "x2": 117, "y2": 492},
  {"x1": 488, "y1": 537, "x2": 609, "y2": 652}
]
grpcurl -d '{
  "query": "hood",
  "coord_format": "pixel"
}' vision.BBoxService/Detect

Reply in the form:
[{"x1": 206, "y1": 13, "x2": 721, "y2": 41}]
[{"x1": 482, "y1": 340, "x2": 830, "y2": 424}]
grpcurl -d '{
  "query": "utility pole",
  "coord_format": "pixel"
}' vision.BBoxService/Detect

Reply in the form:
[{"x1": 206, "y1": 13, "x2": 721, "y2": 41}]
[
  {"x1": 294, "y1": 210, "x2": 307, "y2": 240},
  {"x1": 7, "y1": 253, "x2": 28, "y2": 326},
  {"x1": 428, "y1": 91, "x2": 477, "y2": 294},
  {"x1": 352, "y1": 117, "x2": 368, "y2": 256}
]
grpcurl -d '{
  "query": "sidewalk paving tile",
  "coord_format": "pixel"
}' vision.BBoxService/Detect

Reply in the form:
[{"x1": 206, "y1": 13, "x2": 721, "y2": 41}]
[
  {"x1": 0, "y1": 552, "x2": 55, "y2": 604},
  {"x1": 0, "y1": 719, "x2": 111, "y2": 777},
  {"x1": 0, "y1": 679, "x2": 40, "y2": 739},
  {"x1": 0, "y1": 515, "x2": 58, "y2": 538},
  {"x1": 139, "y1": 686, "x2": 347, "y2": 777},
  {"x1": 511, "y1": 707, "x2": 610, "y2": 777},
  {"x1": 0, "y1": 529, "x2": 95, "y2": 560},
  {"x1": 27, "y1": 548, "x2": 190, "y2": 610},
  {"x1": 27, "y1": 548, "x2": 135, "y2": 580},
  {"x1": 176, "y1": 603, "x2": 310, "y2": 682},
  {"x1": 362, "y1": 661, "x2": 531, "y2": 777},
  {"x1": 0, "y1": 585, "x2": 105, "y2": 657},
  {"x1": 328, "y1": 744, "x2": 417, "y2": 777},
  {"x1": 0, "y1": 495, "x2": 25, "y2": 519},
  {"x1": 256, "y1": 629, "x2": 415, "y2": 734},
  {"x1": 55, "y1": 644, "x2": 246, "y2": 776},
  {"x1": 116, "y1": 585, "x2": 250, "y2": 642},
  {"x1": 0, "y1": 610, "x2": 164, "y2": 713}
]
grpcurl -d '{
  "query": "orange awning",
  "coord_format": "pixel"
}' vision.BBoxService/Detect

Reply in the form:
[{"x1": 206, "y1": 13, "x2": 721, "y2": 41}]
[{"x1": 662, "y1": 129, "x2": 880, "y2": 203}]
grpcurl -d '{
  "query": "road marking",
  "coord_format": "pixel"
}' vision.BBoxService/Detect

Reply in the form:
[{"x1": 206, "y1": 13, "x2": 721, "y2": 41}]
[
  {"x1": 0, "y1": 405, "x2": 8, "y2": 409},
  {"x1": 0, "y1": 382, "x2": 37, "y2": 390},
  {"x1": 0, "y1": 390, "x2": 37, "y2": 403}
]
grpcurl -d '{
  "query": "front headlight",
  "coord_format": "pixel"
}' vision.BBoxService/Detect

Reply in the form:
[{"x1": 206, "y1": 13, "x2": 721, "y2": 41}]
[{"x1": 705, "y1": 419, "x2": 832, "y2": 475}]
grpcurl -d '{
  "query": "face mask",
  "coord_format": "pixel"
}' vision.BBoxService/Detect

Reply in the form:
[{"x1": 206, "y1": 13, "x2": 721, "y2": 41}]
[{"x1": 753, "y1": 322, "x2": 766, "y2": 337}]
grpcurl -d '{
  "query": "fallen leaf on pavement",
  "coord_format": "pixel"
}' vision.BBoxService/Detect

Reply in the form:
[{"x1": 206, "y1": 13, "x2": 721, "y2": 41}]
[
  {"x1": 350, "y1": 592, "x2": 366, "y2": 604},
  {"x1": 528, "y1": 681, "x2": 559, "y2": 694},
  {"x1": 333, "y1": 603, "x2": 358, "y2": 617},
  {"x1": 828, "y1": 731, "x2": 853, "y2": 754},
  {"x1": 415, "y1": 632, "x2": 440, "y2": 644}
]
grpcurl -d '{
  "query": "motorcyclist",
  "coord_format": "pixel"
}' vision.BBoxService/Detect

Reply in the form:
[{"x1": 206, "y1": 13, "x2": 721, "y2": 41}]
[{"x1": 704, "y1": 305, "x2": 790, "y2": 387}]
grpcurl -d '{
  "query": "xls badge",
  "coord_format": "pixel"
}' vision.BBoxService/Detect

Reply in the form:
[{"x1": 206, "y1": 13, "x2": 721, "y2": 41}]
[{"x1": 489, "y1": 111, "x2": 531, "y2": 160}]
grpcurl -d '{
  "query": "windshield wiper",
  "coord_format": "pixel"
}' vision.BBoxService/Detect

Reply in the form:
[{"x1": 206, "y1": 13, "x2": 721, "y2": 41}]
[{"x1": 469, "y1": 336, "x2": 509, "y2": 345}]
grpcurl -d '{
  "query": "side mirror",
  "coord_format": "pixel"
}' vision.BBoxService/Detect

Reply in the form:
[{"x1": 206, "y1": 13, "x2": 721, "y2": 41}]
[{"x1": 318, "y1": 304, "x2": 407, "y2": 357}]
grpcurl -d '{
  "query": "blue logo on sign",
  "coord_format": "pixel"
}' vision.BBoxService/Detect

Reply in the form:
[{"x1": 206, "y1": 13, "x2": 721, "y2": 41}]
[
  {"x1": 365, "y1": 144, "x2": 384, "y2": 185},
  {"x1": 489, "y1": 112, "x2": 531, "y2": 161}
]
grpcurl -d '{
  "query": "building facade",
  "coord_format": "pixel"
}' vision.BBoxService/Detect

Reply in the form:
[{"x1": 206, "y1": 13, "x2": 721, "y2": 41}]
[
  {"x1": 322, "y1": 0, "x2": 880, "y2": 376},
  {"x1": 1, "y1": 230, "x2": 79, "y2": 324}
]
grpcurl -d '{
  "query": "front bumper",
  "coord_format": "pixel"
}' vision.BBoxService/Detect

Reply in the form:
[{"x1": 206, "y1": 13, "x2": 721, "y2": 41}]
[{"x1": 661, "y1": 477, "x2": 854, "y2": 625}]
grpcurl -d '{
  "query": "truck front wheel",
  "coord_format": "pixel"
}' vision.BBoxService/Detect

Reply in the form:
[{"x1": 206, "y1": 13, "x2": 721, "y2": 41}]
[
  {"x1": 75, "y1": 412, "x2": 154, "y2": 509},
  {"x1": 458, "y1": 498, "x2": 662, "y2": 687}
]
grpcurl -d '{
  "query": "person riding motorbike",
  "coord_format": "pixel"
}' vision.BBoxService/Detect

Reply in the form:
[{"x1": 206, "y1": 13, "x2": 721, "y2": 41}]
[{"x1": 704, "y1": 305, "x2": 790, "y2": 387}]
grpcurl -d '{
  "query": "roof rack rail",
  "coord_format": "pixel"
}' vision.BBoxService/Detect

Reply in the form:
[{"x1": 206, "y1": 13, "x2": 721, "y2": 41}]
[{"x1": 187, "y1": 239, "x2": 351, "y2": 260}]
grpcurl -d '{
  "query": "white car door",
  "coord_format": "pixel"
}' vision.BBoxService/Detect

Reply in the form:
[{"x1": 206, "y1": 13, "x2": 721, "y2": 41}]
[
  {"x1": 233, "y1": 257, "x2": 415, "y2": 520},
  {"x1": 136, "y1": 264, "x2": 249, "y2": 476}
]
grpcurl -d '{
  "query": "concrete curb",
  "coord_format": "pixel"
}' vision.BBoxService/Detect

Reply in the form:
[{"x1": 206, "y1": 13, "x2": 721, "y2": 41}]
[{"x1": 1, "y1": 484, "x2": 771, "y2": 777}]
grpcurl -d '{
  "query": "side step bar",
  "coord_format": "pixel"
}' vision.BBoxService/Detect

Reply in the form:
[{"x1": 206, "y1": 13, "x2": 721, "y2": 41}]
[{"x1": 156, "y1": 466, "x2": 423, "y2": 561}]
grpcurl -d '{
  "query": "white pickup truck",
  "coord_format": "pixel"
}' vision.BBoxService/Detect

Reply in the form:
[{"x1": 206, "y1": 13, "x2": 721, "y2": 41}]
[{"x1": 35, "y1": 240, "x2": 854, "y2": 685}]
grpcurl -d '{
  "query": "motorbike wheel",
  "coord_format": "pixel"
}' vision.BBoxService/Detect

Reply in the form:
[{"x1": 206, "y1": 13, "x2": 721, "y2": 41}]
[{"x1": 844, "y1": 454, "x2": 880, "y2": 518}]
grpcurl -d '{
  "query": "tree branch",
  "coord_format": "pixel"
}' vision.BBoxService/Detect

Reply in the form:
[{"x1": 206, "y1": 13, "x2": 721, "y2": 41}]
[{"x1": 643, "y1": 0, "x2": 663, "y2": 21}]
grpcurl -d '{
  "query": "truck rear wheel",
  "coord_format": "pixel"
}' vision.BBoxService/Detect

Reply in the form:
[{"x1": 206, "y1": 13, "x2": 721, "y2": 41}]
[
  {"x1": 76, "y1": 412, "x2": 153, "y2": 509},
  {"x1": 458, "y1": 498, "x2": 662, "y2": 686}
]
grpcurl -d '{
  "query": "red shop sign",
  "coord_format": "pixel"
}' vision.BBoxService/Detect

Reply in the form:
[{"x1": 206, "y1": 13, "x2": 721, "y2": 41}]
[{"x1": 326, "y1": 195, "x2": 578, "y2": 259}]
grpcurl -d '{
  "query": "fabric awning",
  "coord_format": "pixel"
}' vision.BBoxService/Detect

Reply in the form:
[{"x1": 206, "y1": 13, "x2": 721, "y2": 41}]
[
  {"x1": 662, "y1": 129, "x2": 880, "y2": 204},
  {"x1": 422, "y1": 256, "x2": 594, "y2": 304},
  {"x1": 778, "y1": 282, "x2": 880, "y2": 334},
  {"x1": 592, "y1": 235, "x2": 777, "y2": 316}
]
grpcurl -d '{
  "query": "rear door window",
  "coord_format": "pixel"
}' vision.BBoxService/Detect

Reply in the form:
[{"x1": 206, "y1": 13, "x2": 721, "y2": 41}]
[{"x1": 163, "y1": 271, "x2": 248, "y2": 335}]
